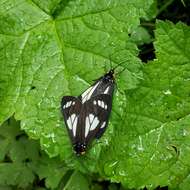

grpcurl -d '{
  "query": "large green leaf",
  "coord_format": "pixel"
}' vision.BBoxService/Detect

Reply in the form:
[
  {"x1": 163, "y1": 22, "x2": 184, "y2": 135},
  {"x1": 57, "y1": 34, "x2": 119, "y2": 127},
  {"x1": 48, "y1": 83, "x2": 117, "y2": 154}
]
[
  {"x1": 99, "y1": 21, "x2": 190, "y2": 189},
  {"x1": 0, "y1": 118, "x2": 67, "y2": 189},
  {"x1": 32, "y1": 0, "x2": 62, "y2": 15},
  {"x1": 1, "y1": 1, "x2": 190, "y2": 190},
  {"x1": 0, "y1": 0, "x2": 154, "y2": 165},
  {"x1": 63, "y1": 171, "x2": 90, "y2": 190}
]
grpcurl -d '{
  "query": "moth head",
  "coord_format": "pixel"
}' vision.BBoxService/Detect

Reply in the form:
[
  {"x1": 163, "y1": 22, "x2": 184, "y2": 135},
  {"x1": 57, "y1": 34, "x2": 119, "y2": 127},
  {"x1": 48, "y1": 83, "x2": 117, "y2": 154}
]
[
  {"x1": 104, "y1": 60, "x2": 126, "y2": 81},
  {"x1": 73, "y1": 142, "x2": 86, "y2": 156},
  {"x1": 109, "y1": 69, "x2": 115, "y2": 76},
  {"x1": 103, "y1": 69, "x2": 115, "y2": 82}
]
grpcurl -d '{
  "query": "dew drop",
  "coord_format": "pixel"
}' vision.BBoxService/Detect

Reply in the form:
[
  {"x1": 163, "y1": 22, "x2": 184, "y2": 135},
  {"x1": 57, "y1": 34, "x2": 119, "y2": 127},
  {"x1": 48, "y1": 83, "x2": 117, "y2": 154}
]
[{"x1": 163, "y1": 89, "x2": 172, "y2": 95}]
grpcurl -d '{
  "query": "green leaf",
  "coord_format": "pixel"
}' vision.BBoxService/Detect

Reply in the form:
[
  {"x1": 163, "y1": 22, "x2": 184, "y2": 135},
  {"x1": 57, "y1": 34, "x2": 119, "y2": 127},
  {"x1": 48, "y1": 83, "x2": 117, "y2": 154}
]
[
  {"x1": 0, "y1": 119, "x2": 35, "y2": 187},
  {"x1": 0, "y1": 162, "x2": 34, "y2": 188},
  {"x1": 33, "y1": 153, "x2": 68, "y2": 189},
  {"x1": 32, "y1": 0, "x2": 62, "y2": 15},
  {"x1": 0, "y1": 118, "x2": 22, "y2": 162},
  {"x1": 0, "y1": 185, "x2": 12, "y2": 190},
  {"x1": 130, "y1": 26, "x2": 153, "y2": 45},
  {"x1": 64, "y1": 171, "x2": 90, "y2": 190},
  {"x1": 0, "y1": 118, "x2": 67, "y2": 188},
  {"x1": 99, "y1": 21, "x2": 190, "y2": 189},
  {"x1": 0, "y1": 0, "x2": 155, "y2": 168},
  {"x1": 0, "y1": 0, "x2": 50, "y2": 35}
]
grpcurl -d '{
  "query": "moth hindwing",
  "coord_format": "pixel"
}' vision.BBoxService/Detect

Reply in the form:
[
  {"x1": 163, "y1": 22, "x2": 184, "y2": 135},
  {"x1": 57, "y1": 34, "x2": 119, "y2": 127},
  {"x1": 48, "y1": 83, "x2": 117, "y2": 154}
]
[{"x1": 61, "y1": 68, "x2": 115, "y2": 155}]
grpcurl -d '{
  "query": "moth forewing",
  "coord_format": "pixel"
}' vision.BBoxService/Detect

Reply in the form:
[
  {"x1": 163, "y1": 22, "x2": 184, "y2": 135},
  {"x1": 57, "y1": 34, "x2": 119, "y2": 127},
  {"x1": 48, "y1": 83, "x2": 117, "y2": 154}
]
[{"x1": 61, "y1": 96, "x2": 82, "y2": 143}]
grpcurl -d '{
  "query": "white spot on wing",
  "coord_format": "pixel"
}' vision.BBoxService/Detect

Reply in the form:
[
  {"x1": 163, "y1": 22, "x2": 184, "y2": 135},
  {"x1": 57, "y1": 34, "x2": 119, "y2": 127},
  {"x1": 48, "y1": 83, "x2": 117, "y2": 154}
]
[
  {"x1": 100, "y1": 121, "x2": 106, "y2": 128},
  {"x1": 66, "y1": 114, "x2": 77, "y2": 134},
  {"x1": 93, "y1": 100, "x2": 96, "y2": 105},
  {"x1": 98, "y1": 100, "x2": 101, "y2": 107},
  {"x1": 104, "y1": 86, "x2": 109, "y2": 94},
  {"x1": 65, "y1": 101, "x2": 72, "y2": 108},
  {"x1": 101, "y1": 101, "x2": 104, "y2": 108},
  {"x1": 81, "y1": 87, "x2": 92, "y2": 101},
  {"x1": 90, "y1": 117, "x2": 99, "y2": 131},
  {"x1": 86, "y1": 82, "x2": 99, "y2": 102},
  {"x1": 85, "y1": 114, "x2": 99, "y2": 136},
  {"x1": 67, "y1": 118, "x2": 72, "y2": 130},
  {"x1": 67, "y1": 115, "x2": 73, "y2": 130},
  {"x1": 82, "y1": 82, "x2": 99, "y2": 103},
  {"x1": 89, "y1": 114, "x2": 94, "y2": 123},
  {"x1": 96, "y1": 100, "x2": 107, "y2": 109},
  {"x1": 71, "y1": 114, "x2": 75, "y2": 122},
  {"x1": 85, "y1": 117, "x2": 90, "y2": 137},
  {"x1": 72, "y1": 116, "x2": 78, "y2": 137},
  {"x1": 100, "y1": 101, "x2": 103, "y2": 108}
]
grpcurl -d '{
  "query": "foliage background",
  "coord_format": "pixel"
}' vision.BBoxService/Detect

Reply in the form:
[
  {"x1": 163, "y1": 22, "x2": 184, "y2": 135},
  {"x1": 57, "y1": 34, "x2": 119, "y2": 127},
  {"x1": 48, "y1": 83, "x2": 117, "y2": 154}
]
[{"x1": 0, "y1": 0, "x2": 190, "y2": 189}]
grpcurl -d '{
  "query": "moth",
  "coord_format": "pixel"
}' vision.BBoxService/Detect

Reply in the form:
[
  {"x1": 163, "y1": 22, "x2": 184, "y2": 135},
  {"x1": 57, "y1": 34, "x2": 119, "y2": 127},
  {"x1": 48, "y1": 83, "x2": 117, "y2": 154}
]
[{"x1": 61, "y1": 66, "x2": 122, "y2": 155}]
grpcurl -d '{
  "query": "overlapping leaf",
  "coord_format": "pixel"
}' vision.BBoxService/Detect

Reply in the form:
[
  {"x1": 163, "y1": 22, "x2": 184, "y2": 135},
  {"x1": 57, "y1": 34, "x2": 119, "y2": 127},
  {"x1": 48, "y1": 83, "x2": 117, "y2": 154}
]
[
  {"x1": 0, "y1": 118, "x2": 67, "y2": 188},
  {"x1": 99, "y1": 21, "x2": 190, "y2": 190}
]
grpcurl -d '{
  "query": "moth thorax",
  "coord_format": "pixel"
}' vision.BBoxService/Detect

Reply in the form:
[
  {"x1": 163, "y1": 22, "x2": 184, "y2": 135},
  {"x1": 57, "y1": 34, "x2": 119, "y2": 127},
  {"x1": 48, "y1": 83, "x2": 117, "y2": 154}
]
[
  {"x1": 103, "y1": 71, "x2": 114, "y2": 83},
  {"x1": 73, "y1": 142, "x2": 86, "y2": 156}
]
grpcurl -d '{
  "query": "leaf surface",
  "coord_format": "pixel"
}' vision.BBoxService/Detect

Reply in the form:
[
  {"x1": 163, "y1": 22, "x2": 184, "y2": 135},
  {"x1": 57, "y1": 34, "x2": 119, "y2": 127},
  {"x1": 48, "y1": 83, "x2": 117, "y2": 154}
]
[
  {"x1": 0, "y1": 118, "x2": 67, "y2": 188},
  {"x1": 0, "y1": 0, "x2": 154, "y2": 165},
  {"x1": 99, "y1": 21, "x2": 190, "y2": 190}
]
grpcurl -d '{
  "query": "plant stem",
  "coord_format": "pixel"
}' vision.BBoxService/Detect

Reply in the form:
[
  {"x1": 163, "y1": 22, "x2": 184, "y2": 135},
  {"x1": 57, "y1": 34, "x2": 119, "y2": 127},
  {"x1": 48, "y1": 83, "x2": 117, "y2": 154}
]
[{"x1": 157, "y1": 0, "x2": 174, "y2": 16}]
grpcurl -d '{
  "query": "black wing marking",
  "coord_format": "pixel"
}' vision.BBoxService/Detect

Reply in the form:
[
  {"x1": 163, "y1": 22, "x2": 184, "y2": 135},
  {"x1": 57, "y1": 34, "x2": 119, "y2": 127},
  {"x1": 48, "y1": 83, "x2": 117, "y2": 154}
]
[
  {"x1": 61, "y1": 96, "x2": 82, "y2": 143},
  {"x1": 80, "y1": 94, "x2": 113, "y2": 144}
]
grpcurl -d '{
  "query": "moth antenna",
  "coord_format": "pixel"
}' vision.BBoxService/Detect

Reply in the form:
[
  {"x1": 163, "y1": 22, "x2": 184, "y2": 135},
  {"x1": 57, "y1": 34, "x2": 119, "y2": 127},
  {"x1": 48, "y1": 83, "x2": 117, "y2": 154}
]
[
  {"x1": 115, "y1": 67, "x2": 126, "y2": 76},
  {"x1": 103, "y1": 58, "x2": 107, "y2": 73},
  {"x1": 109, "y1": 56, "x2": 113, "y2": 69},
  {"x1": 112, "y1": 59, "x2": 128, "y2": 71}
]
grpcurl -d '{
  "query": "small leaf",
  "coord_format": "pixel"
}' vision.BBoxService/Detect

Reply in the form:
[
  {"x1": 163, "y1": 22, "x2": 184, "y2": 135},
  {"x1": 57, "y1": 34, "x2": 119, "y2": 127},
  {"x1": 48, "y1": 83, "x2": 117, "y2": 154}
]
[
  {"x1": 64, "y1": 171, "x2": 90, "y2": 190},
  {"x1": 0, "y1": 118, "x2": 68, "y2": 188},
  {"x1": 0, "y1": 163, "x2": 35, "y2": 187},
  {"x1": 130, "y1": 26, "x2": 153, "y2": 45}
]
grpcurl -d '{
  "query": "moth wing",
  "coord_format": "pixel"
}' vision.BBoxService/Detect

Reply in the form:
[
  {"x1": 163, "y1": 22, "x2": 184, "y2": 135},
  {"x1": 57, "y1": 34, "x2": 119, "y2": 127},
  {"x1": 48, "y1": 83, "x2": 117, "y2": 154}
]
[
  {"x1": 79, "y1": 79, "x2": 115, "y2": 103},
  {"x1": 78, "y1": 81, "x2": 100, "y2": 103},
  {"x1": 61, "y1": 96, "x2": 82, "y2": 143},
  {"x1": 81, "y1": 94, "x2": 113, "y2": 144}
]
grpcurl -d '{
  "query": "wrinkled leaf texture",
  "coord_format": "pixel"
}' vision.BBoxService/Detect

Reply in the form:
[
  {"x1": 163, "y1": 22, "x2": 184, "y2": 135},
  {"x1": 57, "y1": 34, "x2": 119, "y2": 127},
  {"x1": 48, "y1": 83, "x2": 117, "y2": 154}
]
[
  {"x1": 1, "y1": 0, "x2": 190, "y2": 190},
  {"x1": 0, "y1": 0, "x2": 148, "y2": 163}
]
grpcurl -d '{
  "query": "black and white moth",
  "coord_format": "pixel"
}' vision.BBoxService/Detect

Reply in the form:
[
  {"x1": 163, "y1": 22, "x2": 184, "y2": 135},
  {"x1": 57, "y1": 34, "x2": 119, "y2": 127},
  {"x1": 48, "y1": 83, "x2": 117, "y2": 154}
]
[{"x1": 61, "y1": 68, "x2": 116, "y2": 155}]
